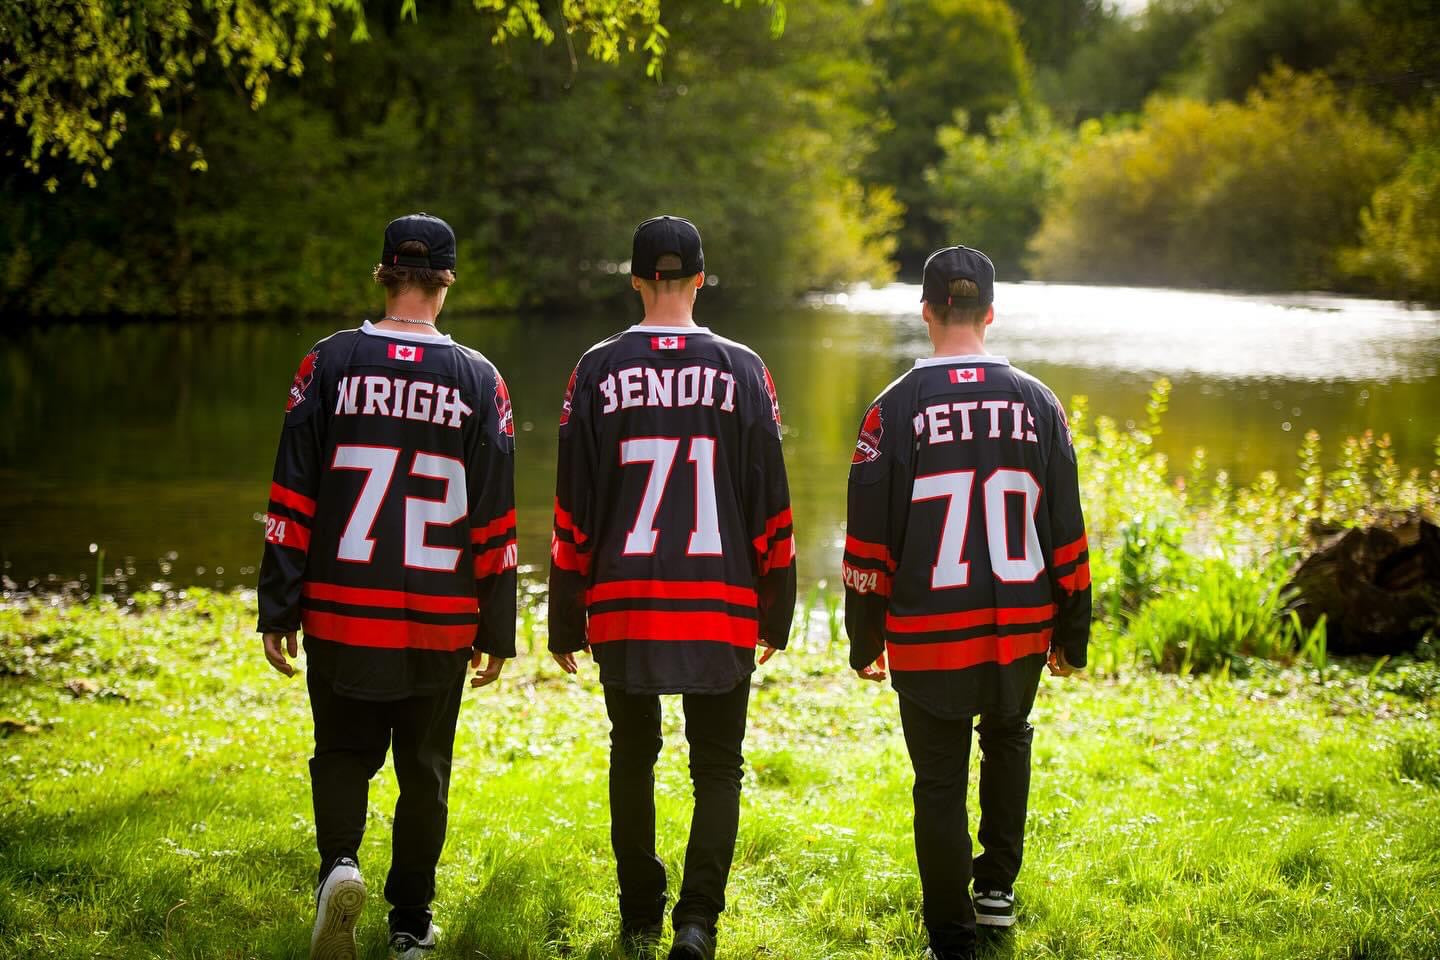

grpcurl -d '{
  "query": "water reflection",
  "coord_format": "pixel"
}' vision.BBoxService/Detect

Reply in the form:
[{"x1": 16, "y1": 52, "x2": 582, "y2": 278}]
[{"x1": 1, "y1": 283, "x2": 1437, "y2": 590}]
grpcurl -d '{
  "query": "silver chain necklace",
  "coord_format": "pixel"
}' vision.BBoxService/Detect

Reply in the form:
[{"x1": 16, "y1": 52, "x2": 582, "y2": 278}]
[{"x1": 382, "y1": 315, "x2": 437, "y2": 328}]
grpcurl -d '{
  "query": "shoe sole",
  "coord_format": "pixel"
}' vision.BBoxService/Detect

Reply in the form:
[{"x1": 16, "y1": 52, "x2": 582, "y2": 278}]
[
  {"x1": 975, "y1": 913, "x2": 1016, "y2": 928},
  {"x1": 312, "y1": 876, "x2": 366, "y2": 960}
]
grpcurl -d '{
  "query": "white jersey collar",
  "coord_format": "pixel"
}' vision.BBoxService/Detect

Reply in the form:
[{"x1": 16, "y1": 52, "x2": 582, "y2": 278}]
[
  {"x1": 626, "y1": 324, "x2": 713, "y2": 335},
  {"x1": 362, "y1": 319, "x2": 453, "y2": 344},
  {"x1": 914, "y1": 354, "x2": 1009, "y2": 368}
]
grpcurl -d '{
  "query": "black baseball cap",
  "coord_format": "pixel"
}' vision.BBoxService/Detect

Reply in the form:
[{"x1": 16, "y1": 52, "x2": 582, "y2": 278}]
[
  {"x1": 921, "y1": 245, "x2": 995, "y2": 307},
  {"x1": 631, "y1": 216, "x2": 704, "y2": 280},
  {"x1": 381, "y1": 213, "x2": 457, "y2": 272}
]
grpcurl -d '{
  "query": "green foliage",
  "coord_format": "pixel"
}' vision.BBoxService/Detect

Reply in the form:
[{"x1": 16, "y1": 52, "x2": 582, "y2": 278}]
[
  {"x1": 0, "y1": 0, "x2": 369, "y2": 187},
  {"x1": 1040, "y1": 0, "x2": 1223, "y2": 118},
  {"x1": 1342, "y1": 99, "x2": 1440, "y2": 302},
  {"x1": 1005, "y1": 0, "x2": 1110, "y2": 69},
  {"x1": 1128, "y1": 555, "x2": 1293, "y2": 673},
  {"x1": 0, "y1": 0, "x2": 892, "y2": 315},
  {"x1": 1395, "y1": 729, "x2": 1440, "y2": 787},
  {"x1": 1067, "y1": 377, "x2": 1440, "y2": 676},
  {"x1": 863, "y1": 0, "x2": 1031, "y2": 261},
  {"x1": 0, "y1": 0, "x2": 783, "y2": 186},
  {"x1": 1029, "y1": 70, "x2": 1404, "y2": 291},
  {"x1": 927, "y1": 104, "x2": 1087, "y2": 276},
  {"x1": 1195, "y1": 0, "x2": 1364, "y2": 102}
]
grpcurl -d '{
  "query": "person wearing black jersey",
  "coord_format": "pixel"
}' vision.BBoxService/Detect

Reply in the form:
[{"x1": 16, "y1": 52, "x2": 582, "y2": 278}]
[
  {"x1": 843, "y1": 246, "x2": 1091, "y2": 960},
  {"x1": 257, "y1": 214, "x2": 517, "y2": 960},
  {"x1": 548, "y1": 216, "x2": 796, "y2": 960}
]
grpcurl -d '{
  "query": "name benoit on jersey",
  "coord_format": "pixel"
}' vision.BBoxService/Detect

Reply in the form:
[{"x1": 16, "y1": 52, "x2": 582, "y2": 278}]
[{"x1": 598, "y1": 364, "x2": 738, "y2": 415}]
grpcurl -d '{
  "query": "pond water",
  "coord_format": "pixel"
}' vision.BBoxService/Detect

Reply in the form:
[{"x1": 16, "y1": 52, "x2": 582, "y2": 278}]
[{"x1": 2, "y1": 282, "x2": 1437, "y2": 592}]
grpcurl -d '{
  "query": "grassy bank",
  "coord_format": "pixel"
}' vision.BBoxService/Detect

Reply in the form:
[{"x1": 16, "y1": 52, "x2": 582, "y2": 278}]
[{"x1": 3, "y1": 591, "x2": 1439, "y2": 959}]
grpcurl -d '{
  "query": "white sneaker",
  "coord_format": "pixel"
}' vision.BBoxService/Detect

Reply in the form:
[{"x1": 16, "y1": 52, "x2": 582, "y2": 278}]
[
  {"x1": 311, "y1": 858, "x2": 366, "y2": 959},
  {"x1": 389, "y1": 922, "x2": 441, "y2": 959},
  {"x1": 973, "y1": 888, "x2": 1016, "y2": 928}
]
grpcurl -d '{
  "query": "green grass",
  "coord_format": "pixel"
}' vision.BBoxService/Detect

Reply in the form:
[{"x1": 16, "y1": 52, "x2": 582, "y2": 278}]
[{"x1": 3, "y1": 590, "x2": 1440, "y2": 960}]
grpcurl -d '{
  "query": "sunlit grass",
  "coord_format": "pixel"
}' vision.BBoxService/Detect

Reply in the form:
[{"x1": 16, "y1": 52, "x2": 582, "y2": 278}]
[{"x1": 3, "y1": 591, "x2": 1439, "y2": 959}]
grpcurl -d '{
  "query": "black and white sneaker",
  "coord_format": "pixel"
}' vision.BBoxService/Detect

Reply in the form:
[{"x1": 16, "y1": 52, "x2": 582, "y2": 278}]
[
  {"x1": 312, "y1": 858, "x2": 366, "y2": 960},
  {"x1": 389, "y1": 922, "x2": 440, "y2": 960},
  {"x1": 973, "y1": 889, "x2": 1016, "y2": 928}
]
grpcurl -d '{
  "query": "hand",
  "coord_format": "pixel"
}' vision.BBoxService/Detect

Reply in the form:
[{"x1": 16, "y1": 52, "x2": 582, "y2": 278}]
[
  {"x1": 262, "y1": 632, "x2": 299, "y2": 677},
  {"x1": 855, "y1": 651, "x2": 887, "y2": 682},
  {"x1": 758, "y1": 641, "x2": 780, "y2": 665},
  {"x1": 1047, "y1": 647, "x2": 1075, "y2": 677},
  {"x1": 552, "y1": 651, "x2": 579, "y2": 675},
  {"x1": 470, "y1": 652, "x2": 506, "y2": 689}
]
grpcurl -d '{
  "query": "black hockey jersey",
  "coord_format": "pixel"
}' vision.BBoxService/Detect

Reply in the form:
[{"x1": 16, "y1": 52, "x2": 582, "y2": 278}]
[
  {"x1": 548, "y1": 324, "x2": 796, "y2": 695},
  {"x1": 844, "y1": 355, "x2": 1090, "y2": 717},
  {"x1": 257, "y1": 321, "x2": 517, "y2": 701}
]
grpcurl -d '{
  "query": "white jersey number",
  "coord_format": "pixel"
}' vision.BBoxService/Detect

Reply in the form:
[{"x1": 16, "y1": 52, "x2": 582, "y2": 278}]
[
  {"x1": 620, "y1": 436, "x2": 722, "y2": 556},
  {"x1": 332, "y1": 445, "x2": 467, "y2": 571},
  {"x1": 911, "y1": 468, "x2": 1044, "y2": 589}
]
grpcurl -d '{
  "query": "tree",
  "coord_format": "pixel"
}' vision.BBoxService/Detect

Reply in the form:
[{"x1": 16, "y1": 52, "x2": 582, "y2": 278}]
[
  {"x1": 926, "y1": 104, "x2": 1086, "y2": 276},
  {"x1": 1342, "y1": 99, "x2": 1440, "y2": 302},
  {"x1": 863, "y1": 0, "x2": 1030, "y2": 271},
  {"x1": 1029, "y1": 70, "x2": 1403, "y2": 291},
  {"x1": 1005, "y1": 0, "x2": 1109, "y2": 69},
  {"x1": 0, "y1": 0, "x2": 782, "y2": 188}
]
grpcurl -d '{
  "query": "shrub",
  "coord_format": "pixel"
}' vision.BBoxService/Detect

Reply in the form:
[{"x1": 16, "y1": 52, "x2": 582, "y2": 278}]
[{"x1": 1029, "y1": 70, "x2": 1403, "y2": 292}]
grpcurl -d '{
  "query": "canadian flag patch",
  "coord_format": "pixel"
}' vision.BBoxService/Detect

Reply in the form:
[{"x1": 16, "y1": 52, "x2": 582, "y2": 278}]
[
  {"x1": 388, "y1": 343, "x2": 424, "y2": 362},
  {"x1": 949, "y1": 367, "x2": 985, "y2": 384},
  {"x1": 651, "y1": 336, "x2": 686, "y2": 351}
]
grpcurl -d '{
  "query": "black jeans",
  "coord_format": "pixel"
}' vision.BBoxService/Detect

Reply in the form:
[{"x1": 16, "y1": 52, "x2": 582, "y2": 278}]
[
  {"x1": 603, "y1": 680, "x2": 751, "y2": 935},
  {"x1": 307, "y1": 669, "x2": 465, "y2": 937},
  {"x1": 897, "y1": 694, "x2": 1035, "y2": 955}
]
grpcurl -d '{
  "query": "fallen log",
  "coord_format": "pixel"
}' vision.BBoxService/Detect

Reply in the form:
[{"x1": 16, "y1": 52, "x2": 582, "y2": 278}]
[{"x1": 1283, "y1": 511, "x2": 1440, "y2": 656}]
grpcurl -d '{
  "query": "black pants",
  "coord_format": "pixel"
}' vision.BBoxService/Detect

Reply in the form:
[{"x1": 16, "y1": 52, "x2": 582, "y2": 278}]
[
  {"x1": 604, "y1": 680, "x2": 751, "y2": 935},
  {"x1": 897, "y1": 695, "x2": 1034, "y2": 955},
  {"x1": 308, "y1": 669, "x2": 465, "y2": 937}
]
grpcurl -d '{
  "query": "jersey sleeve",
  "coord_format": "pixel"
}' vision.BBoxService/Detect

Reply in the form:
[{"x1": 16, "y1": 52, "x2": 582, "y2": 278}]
[
  {"x1": 1044, "y1": 394, "x2": 1091, "y2": 668},
  {"x1": 257, "y1": 345, "x2": 326, "y2": 634},
  {"x1": 468, "y1": 368, "x2": 519, "y2": 659},
  {"x1": 747, "y1": 362, "x2": 796, "y2": 649},
  {"x1": 548, "y1": 363, "x2": 596, "y2": 655},
  {"x1": 843, "y1": 391, "x2": 905, "y2": 670}
]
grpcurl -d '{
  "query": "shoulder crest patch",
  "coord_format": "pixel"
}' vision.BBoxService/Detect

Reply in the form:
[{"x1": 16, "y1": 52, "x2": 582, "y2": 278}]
[{"x1": 287, "y1": 351, "x2": 318, "y2": 412}]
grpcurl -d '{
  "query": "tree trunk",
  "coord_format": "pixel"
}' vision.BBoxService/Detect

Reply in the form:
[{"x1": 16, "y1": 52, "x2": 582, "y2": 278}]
[{"x1": 1283, "y1": 511, "x2": 1440, "y2": 656}]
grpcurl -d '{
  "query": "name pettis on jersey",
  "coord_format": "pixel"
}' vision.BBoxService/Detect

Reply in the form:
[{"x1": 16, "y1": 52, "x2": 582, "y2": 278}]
[
  {"x1": 914, "y1": 399, "x2": 1040, "y2": 446},
  {"x1": 599, "y1": 364, "x2": 738, "y2": 415},
  {"x1": 334, "y1": 375, "x2": 474, "y2": 428}
]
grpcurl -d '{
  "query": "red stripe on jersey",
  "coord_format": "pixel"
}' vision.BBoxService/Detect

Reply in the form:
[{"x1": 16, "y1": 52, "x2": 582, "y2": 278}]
[
  {"x1": 844, "y1": 535, "x2": 896, "y2": 569},
  {"x1": 302, "y1": 582, "x2": 477, "y2": 615},
  {"x1": 265, "y1": 513, "x2": 311, "y2": 551},
  {"x1": 301, "y1": 610, "x2": 475, "y2": 651},
  {"x1": 474, "y1": 541, "x2": 518, "y2": 578},
  {"x1": 1054, "y1": 533, "x2": 1088, "y2": 568},
  {"x1": 1057, "y1": 562, "x2": 1091, "y2": 593},
  {"x1": 888, "y1": 630, "x2": 1051, "y2": 672},
  {"x1": 758, "y1": 535, "x2": 795, "y2": 575},
  {"x1": 885, "y1": 603, "x2": 1057, "y2": 634},
  {"x1": 586, "y1": 580, "x2": 758, "y2": 607},
  {"x1": 751, "y1": 507, "x2": 794, "y2": 555},
  {"x1": 471, "y1": 509, "x2": 517, "y2": 543},
  {"x1": 554, "y1": 499, "x2": 589, "y2": 545},
  {"x1": 588, "y1": 610, "x2": 759, "y2": 648},
  {"x1": 270, "y1": 482, "x2": 317, "y2": 517},
  {"x1": 551, "y1": 536, "x2": 592, "y2": 575}
]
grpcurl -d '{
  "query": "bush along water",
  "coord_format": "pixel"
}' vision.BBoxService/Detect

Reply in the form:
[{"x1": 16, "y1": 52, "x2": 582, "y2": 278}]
[{"x1": 1076, "y1": 379, "x2": 1440, "y2": 676}]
